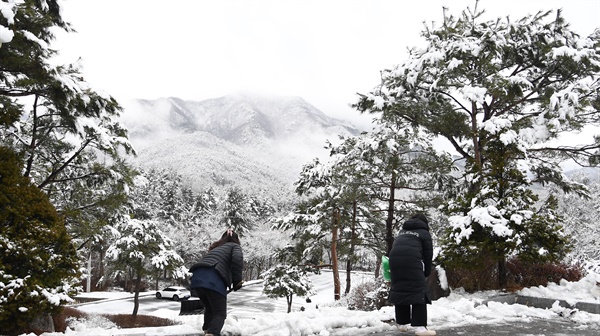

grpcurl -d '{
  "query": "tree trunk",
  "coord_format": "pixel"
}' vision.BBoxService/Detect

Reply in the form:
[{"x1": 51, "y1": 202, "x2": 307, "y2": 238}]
[
  {"x1": 471, "y1": 101, "x2": 482, "y2": 168},
  {"x1": 124, "y1": 274, "x2": 129, "y2": 293},
  {"x1": 345, "y1": 200, "x2": 357, "y2": 295},
  {"x1": 498, "y1": 256, "x2": 507, "y2": 289},
  {"x1": 385, "y1": 174, "x2": 396, "y2": 255},
  {"x1": 86, "y1": 252, "x2": 92, "y2": 292},
  {"x1": 99, "y1": 247, "x2": 105, "y2": 290},
  {"x1": 132, "y1": 272, "x2": 142, "y2": 317},
  {"x1": 286, "y1": 294, "x2": 293, "y2": 313},
  {"x1": 24, "y1": 95, "x2": 39, "y2": 178},
  {"x1": 332, "y1": 208, "x2": 341, "y2": 300},
  {"x1": 345, "y1": 258, "x2": 352, "y2": 295}
]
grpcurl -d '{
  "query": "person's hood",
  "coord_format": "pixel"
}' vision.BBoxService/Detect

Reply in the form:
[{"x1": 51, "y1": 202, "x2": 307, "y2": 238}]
[{"x1": 402, "y1": 217, "x2": 430, "y2": 231}]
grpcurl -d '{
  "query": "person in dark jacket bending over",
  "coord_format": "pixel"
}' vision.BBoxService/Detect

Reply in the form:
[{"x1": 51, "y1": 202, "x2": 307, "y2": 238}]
[
  {"x1": 388, "y1": 213, "x2": 436, "y2": 336},
  {"x1": 189, "y1": 229, "x2": 244, "y2": 336}
]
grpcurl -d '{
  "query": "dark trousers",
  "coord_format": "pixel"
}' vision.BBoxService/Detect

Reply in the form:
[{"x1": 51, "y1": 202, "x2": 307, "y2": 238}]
[
  {"x1": 395, "y1": 303, "x2": 427, "y2": 327},
  {"x1": 196, "y1": 287, "x2": 227, "y2": 336}
]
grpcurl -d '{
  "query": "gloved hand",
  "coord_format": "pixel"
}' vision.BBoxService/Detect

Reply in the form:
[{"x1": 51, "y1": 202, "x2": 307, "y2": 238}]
[{"x1": 233, "y1": 281, "x2": 244, "y2": 291}]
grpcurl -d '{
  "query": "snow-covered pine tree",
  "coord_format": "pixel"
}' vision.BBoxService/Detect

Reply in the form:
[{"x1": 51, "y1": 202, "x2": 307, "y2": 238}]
[
  {"x1": 354, "y1": 4, "x2": 600, "y2": 288},
  {"x1": 219, "y1": 186, "x2": 256, "y2": 236},
  {"x1": 262, "y1": 264, "x2": 315, "y2": 313},
  {"x1": 282, "y1": 156, "x2": 358, "y2": 300},
  {"x1": 282, "y1": 119, "x2": 452, "y2": 295},
  {"x1": 0, "y1": 0, "x2": 136, "y2": 275},
  {"x1": 105, "y1": 218, "x2": 184, "y2": 316},
  {"x1": 328, "y1": 121, "x2": 453, "y2": 255},
  {"x1": 325, "y1": 121, "x2": 452, "y2": 290}
]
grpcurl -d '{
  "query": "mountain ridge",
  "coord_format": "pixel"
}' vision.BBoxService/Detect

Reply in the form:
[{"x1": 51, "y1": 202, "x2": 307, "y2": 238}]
[{"x1": 121, "y1": 94, "x2": 360, "y2": 195}]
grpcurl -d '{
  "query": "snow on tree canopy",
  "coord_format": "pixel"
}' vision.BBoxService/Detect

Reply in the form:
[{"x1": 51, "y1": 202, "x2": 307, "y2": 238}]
[
  {"x1": 449, "y1": 206, "x2": 514, "y2": 243},
  {"x1": 0, "y1": 25, "x2": 13, "y2": 44},
  {"x1": 0, "y1": 1, "x2": 17, "y2": 45},
  {"x1": 106, "y1": 218, "x2": 184, "y2": 274},
  {"x1": 355, "y1": 7, "x2": 593, "y2": 286},
  {"x1": 363, "y1": 9, "x2": 600, "y2": 158}
]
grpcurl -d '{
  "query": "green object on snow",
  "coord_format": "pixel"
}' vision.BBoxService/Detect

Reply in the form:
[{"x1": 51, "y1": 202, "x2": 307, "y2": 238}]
[{"x1": 382, "y1": 255, "x2": 391, "y2": 281}]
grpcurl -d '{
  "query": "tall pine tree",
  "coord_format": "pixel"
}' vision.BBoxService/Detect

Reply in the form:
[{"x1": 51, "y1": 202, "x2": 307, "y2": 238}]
[
  {"x1": 354, "y1": 5, "x2": 599, "y2": 288},
  {"x1": 0, "y1": 0, "x2": 135, "y2": 256}
]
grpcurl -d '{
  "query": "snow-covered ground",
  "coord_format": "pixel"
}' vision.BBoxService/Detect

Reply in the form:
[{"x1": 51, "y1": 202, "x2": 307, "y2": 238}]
[{"x1": 34, "y1": 271, "x2": 600, "y2": 336}]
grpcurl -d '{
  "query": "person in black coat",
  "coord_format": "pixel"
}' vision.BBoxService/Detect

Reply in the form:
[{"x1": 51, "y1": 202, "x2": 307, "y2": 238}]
[
  {"x1": 388, "y1": 213, "x2": 436, "y2": 336},
  {"x1": 189, "y1": 229, "x2": 244, "y2": 336}
]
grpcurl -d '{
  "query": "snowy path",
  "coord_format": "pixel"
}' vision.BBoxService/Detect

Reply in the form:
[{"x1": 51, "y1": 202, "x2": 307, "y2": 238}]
[{"x1": 69, "y1": 271, "x2": 600, "y2": 336}]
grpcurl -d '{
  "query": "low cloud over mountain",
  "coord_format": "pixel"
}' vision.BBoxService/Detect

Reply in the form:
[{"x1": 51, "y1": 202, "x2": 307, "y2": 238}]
[{"x1": 120, "y1": 93, "x2": 361, "y2": 194}]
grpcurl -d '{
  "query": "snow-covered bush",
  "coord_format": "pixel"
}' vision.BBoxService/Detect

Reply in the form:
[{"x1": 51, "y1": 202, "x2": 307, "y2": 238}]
[
  {"x1": 65, "y1": 314, "x2": 117, "y2": 331},
  {"x1": 347, "y1": 277, "x2": 389, "y2": 311}
]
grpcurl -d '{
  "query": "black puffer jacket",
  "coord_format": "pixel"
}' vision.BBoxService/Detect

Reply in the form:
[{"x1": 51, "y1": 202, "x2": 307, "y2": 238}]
[
  {"x1": 387, "y1": 217, "x2": 433, "y2": 305},
  {"x1": 189, "y1": 242, "x2": 243, "y2": 290}
]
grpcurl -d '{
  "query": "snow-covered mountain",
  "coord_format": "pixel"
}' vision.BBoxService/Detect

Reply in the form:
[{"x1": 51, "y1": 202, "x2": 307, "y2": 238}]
[{"x1": 120, "y1": 94, "x2": 361, "y2": 194}]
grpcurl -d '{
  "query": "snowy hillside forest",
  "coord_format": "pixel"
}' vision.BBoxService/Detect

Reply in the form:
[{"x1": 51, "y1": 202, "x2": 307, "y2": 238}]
[
  {"x1": 1, "y1": 1, "x2": 600, "y2": 334},
  {"x1": 120, "y1": 94, "x2": 360, "y2": 194}
]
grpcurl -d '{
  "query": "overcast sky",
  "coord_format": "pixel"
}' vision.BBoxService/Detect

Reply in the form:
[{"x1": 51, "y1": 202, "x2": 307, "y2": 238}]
[{"x1": 53, "y1": 0, "x2": 600, "y2": 129}]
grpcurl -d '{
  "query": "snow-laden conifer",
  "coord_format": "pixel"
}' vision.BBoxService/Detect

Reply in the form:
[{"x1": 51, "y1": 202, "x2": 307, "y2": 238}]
[
  {"x1": 0, "y1": 0, "x2": 136, "y2": 267},
  {"x1": 355, "y1": 4, "x2": 600, "y2": 288},
  {"x1": 105, "y1": 218, "x2": 184, "y2": 316},
  {"x1": 262, "y1": 264, "x2": 315, "y2": 313}
]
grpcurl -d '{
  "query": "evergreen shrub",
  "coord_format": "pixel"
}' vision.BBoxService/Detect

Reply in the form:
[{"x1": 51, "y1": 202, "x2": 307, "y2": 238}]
[
  {"x1": 347, "y1": 278, "x2": 390, "y2": 311},
  {"x1": 0, "y1": 147, "x2": 80, "y2": 335},
  {"x1": 444, "y1": 257, "x2": 584, "y2": 292},
  {"x1": 505, "y1": 259, "x2": 583, "y2": 290}
]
